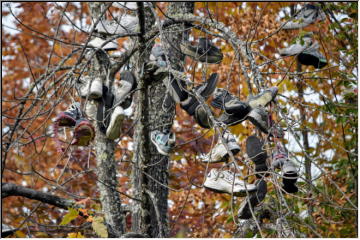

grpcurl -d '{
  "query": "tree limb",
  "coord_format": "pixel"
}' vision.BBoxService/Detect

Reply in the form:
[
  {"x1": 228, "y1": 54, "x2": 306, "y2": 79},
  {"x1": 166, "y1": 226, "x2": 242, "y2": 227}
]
[{"x1": 2, "y1": 183, "x2": 75, "y2": 210}]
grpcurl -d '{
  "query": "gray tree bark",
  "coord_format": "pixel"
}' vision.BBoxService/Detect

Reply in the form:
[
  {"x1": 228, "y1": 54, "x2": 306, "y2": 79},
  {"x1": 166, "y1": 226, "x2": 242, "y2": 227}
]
[
  {"x1": 130, "y1": 2, "x2": 194, "y2": 238},
  {"x1": 88, "y1": 2, "x2": 124, "y2": 237}
]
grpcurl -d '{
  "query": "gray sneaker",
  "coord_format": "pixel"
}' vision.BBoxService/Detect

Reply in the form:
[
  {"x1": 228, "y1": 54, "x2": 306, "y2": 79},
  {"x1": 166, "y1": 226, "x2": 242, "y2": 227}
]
[
  {"x1": 180, "y1": 38, "x2": 223, "y2": 64},
  {"x1": 247, "y1": 87, "x2": 278, "y2": 108},
  {"x1": 201, "y1": 130, "x2": 240, "y2": 163},
  {"x1": 150, "y1": 44, "x2": 167, "y2": 67},
  {"x1": 272, "y1": 143, "x2": 298, "y2": 193},
  {"x1": 150, "y1": 130, "x2": 175, "y2": 156},
  {"x1": 204, "y1": 169, "x2": 257, "y2": 197},
  {"x1": 246, "y1": 107, "x2": 269, "y2": 134},
  {"x1": 278, "y1": 33, "x2": 314, "y2": 56},
  {"x1": 282, "y1": 4, "x2": 326, "y2": 30},
  {"x1": 106, "y1": 106, "x2": 125, "y2": 140}
]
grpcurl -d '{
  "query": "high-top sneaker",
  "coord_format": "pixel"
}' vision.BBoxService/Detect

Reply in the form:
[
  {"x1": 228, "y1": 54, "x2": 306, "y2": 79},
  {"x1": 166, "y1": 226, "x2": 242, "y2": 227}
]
[
  {"x1": 238, "y1": 179, "x2": 267, "y2": 219},
  {"x1": 246, "y1": 135, "x2": 268, "y2": 178},
  {"x1": 272, "y1": 143, "x2": 299, "y2": 193}
]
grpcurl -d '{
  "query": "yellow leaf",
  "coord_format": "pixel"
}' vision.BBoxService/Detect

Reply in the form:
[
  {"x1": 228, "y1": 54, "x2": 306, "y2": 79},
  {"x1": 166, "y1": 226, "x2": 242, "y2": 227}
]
[
  {"x1": 67, "y1": 232, "x2": 85, "y2": 238},
  {"x1": 60, "y1": 207, "x2": 79, "y2": 226},
  {"x1": 92, "y1": 216, "x2": 108, "y2": 238},
  {"x1": 15, "y1": 230, "x2": 26, "y2": 238}
]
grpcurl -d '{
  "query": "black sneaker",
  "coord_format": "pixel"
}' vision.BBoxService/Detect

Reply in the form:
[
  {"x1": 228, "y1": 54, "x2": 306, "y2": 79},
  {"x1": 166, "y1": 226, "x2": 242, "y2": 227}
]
[
  {"x1": 180, "y1": 38, "x2": 223, "y2": 64},
  {"x1": 181, "y1": 73, "x2": 219, "y2": 116},
  {"x1": 238, "y1": 180, "x2": 267, "y2": 219},
  {"x1": 211, "y1": 88, "x2": 252, "y2": 126},
  {"x1": 272, "y1": 143, "x2": 298, "y2": 193},
  {"x1": 246, "y1": 135, "x2": 268, "y2": 179},
  {"x1": 297, "y1": 42, "x2": 327, "y2": 69},
  {"x1": 55, "y1": 102, "x2": 82, "y2": 127}
]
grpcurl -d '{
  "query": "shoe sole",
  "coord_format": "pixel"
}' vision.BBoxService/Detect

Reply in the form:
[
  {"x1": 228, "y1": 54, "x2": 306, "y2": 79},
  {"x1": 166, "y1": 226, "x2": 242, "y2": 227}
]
[
  {"x1": 106, "y1": 109, "x2": 125, "y2": 140},
  {"x1": 204, "y1": 185, "x2": 255, "y2": 197},
  {"x1": 56, "y1": 113, "x2": 76, "y2": 127},
  {"x1": 246, "y1": 136, "x2": 268, "y2": 177}
]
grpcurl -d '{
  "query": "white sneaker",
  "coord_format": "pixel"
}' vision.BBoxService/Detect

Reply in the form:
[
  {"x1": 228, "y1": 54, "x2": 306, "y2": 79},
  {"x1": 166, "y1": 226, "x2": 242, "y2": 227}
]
[
  {"x1": 114, "y1": 71, "x2": 136, "y2": 106},
  {"x1": 80, "y1": 76, "x2": 103, "y2": 100},
  {"x1": 88, "y1": 37, "x2": 118, "y2": 51},
  {"x1": 202, "y1": 131, "x2": 240, "y2": 163},
  {"x1": 278, "y1": 33, "x2": 314, "y2": 56},
  {"x1": 95, "y1": 15, "x2": 138, "y2": 35},
  {"x1": 106, "y1": 106, "x2": 125, "y2": 140},
  {"x1": 204, "y1": 169, "x2": 257, "y2": 197},
  {"x1": 84, "y1": 100, "x2": 97, "y2": 121},
  {"x1": 282, "y1": 4, "x2": 326, "y2": 30},
  {"x1": 112, "y1": 2, "x2": 151, "y2": 10}
]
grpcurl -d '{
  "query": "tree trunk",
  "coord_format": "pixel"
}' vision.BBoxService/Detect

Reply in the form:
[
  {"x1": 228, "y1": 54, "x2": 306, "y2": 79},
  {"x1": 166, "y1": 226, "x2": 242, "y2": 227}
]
[
  {"x1": 88, "y1": 2, "x2": 124, "y2": 237},
  {"x1": 131, "y1": 2, "x2": 194, "y2": 238}
]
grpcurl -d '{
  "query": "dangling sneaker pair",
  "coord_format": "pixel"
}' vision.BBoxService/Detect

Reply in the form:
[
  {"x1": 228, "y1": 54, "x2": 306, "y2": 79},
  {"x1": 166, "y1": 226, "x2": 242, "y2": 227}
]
[
  {"x1": 54, "y1": 102, "x2": 95, "y2": 146},
  {"x1": 204, "y1": 168, "x2": 257, "y2": 197},
  {"x1": 201, "y1": 130, "x2": 240, "y2": 163},
  {"x1": 281, "y1": 4, "x2": 326, "y2": 30},
  {"x1": 180, "y1": 73, "x2": 219, "y2": 128},
  {"x1": 150, "y1": 130, "x2": 175, "y2": 156},
  {"x1": 279, "y1": 33, "x2": 327, "y2": 69},
  {"x1": 96, "y1": 71, "x2": 136, "y2": 140},
  {"x1": 162, "y1": 73, "x2": 219, "y2": 129},
  {"x1": 271, "y1": 143, "x2": 299, "y2": 193},
  {"x1": 181, "y1": 38, "x2": 223, "y2": 64},
  {"x1": 211, "y1": 87, "x2": 278, "y2": 133}
]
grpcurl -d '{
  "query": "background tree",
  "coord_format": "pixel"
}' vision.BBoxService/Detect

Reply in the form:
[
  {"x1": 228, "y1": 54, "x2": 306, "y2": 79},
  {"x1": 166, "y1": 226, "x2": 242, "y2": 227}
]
[{"x1": 2, "y1": 2, "x2": 357, "y2": 238}]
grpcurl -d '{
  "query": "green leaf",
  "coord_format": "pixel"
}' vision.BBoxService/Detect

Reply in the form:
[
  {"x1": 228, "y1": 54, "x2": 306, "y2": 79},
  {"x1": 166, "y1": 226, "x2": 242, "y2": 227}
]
[
  {"x1": 60, "y1": 208, "x2": 79, "y2": 226},
  {"x1": 92, "y1": 216, "x2": 108, "y2": 238}
]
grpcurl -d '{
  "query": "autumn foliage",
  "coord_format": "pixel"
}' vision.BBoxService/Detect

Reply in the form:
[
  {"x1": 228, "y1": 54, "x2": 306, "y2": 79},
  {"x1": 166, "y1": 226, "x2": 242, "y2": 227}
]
[{"x1": 2, "y1": 2, "x2": 357, "y2": 238}]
